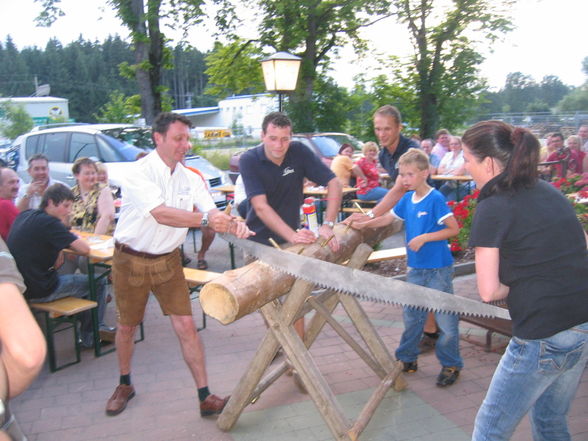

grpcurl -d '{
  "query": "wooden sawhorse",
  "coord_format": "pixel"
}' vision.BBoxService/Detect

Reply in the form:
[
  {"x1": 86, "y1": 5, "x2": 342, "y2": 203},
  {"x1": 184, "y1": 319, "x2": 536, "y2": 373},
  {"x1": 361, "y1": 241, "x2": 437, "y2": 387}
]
[{"x1": 217, "y1": 244, "x2": 406, "y2": 440}]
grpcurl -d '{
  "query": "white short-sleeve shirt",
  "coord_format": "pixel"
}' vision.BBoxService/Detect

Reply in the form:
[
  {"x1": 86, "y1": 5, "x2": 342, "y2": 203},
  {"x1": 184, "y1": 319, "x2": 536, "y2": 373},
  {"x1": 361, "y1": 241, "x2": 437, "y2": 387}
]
[
  {"x1": 114, "y1": 151, "x2": 216, "y2": 254},
  {"x1": 16, "y1": 177, "x2": 66, "y2": 209}
]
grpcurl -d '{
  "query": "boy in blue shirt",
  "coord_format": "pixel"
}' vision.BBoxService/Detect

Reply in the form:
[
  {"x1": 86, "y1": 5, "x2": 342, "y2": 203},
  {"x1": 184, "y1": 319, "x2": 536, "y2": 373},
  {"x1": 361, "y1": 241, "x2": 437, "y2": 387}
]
[{"x1": 355, "y1": 148, "x2": 463, "y2": 387}]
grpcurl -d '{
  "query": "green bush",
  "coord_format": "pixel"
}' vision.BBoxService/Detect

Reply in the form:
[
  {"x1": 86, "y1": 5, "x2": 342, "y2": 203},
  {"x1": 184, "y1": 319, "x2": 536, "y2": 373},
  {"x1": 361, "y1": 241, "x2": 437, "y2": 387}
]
[{"x1": 199, "y1": 149, "x2": 233, "y2": 170}]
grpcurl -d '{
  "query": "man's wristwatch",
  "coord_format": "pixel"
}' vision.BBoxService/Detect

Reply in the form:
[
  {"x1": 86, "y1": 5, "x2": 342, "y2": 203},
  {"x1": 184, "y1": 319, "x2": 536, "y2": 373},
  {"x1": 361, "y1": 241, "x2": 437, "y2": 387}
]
[
  {"x1": 201, "y1": 212, "x2": 209, "y2": 227},
  {"x1": 366, "y1": 210, "x2": 375, "y2": 219},
  {"x1": 324, "y1": 221, "x2": 335, "y2": 228}
]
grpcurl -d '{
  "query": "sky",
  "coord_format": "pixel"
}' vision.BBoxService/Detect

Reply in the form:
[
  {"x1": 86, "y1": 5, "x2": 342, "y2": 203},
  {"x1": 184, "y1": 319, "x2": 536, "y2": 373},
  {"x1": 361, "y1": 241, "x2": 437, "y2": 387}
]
[{"x1": 0, "y1": 0, "x2": 586, "y2": 92}]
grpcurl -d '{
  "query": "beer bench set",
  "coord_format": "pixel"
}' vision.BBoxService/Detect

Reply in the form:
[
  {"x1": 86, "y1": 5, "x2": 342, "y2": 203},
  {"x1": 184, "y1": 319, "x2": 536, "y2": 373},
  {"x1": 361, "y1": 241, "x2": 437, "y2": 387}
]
[{"x1": 30, "y1": 232, "x2": 220, "y2": 372}]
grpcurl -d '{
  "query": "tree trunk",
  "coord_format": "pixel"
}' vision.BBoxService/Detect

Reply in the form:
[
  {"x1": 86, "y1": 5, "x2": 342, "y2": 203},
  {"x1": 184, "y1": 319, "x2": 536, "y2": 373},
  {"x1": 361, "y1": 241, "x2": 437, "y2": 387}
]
[{"x1": 200, "y1": 220, "x2": 403, "y2": 324}]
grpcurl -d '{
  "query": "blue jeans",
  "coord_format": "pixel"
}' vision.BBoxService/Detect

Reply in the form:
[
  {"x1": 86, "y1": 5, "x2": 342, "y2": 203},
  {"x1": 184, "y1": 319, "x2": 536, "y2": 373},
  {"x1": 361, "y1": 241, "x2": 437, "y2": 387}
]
[
  {"x1": 34, "y1": 274, "x2": 107, "y2": 346},
  {"x1": 395, "y1": 266, "x2": 463, "y2": 369},
  {"x1": 358, "y1": 186, "x2": 388, "y2": 203},
  {"x1": 473, "y1": 321, "x2": 588, "y2": 441}
]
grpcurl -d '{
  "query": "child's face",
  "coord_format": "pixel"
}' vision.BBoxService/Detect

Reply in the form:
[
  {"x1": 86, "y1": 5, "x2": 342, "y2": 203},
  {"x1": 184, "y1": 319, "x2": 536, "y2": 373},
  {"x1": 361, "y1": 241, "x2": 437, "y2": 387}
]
[{"x1": 398, "y1": 163, "x2": 428, "y2": 191}]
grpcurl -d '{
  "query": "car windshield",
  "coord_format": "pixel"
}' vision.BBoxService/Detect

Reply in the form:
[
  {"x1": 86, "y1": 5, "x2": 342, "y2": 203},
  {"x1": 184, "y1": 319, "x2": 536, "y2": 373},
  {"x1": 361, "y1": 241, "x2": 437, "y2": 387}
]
[
  {"x1": 309, "y1": 136, "x2": 342, "y2": 157},
  {"x1": 324, "y1": 134, "x2": 363, "y2": 152},
  {"x1": 101, "y1": 127, "x2": 154, "y2": 150},
  {"x1": 97, "y1": 134, "x2": 146, "y2": 161}
]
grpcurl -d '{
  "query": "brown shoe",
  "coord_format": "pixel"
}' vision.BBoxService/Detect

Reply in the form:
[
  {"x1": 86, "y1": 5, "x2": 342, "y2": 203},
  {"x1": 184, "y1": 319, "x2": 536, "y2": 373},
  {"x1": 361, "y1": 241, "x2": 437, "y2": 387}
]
[
  {"x1": 106, "y1": 384, "x2": 135, "y2": 416},
  {"x1": 99, "y1": 329, "x2": 116, "y2": 343},
  {"x1": 200, "y1": 394, "x2": 229, "y2": 417}
]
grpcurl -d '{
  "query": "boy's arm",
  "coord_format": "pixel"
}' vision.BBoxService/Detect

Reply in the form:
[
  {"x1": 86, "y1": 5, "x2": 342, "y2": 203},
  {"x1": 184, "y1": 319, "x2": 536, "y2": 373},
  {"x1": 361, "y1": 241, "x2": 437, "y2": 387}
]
[
  {"x1": 407, "y1": 215, "x2": 459, "y2": 252},
  {"x1": 353, "y1": 212, "x2": 395, "y2": 230}
]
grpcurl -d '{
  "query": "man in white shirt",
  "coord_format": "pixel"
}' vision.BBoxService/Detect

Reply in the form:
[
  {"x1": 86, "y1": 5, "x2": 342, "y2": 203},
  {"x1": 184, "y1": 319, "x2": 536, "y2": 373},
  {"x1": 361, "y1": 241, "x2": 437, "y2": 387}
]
[
  {"x1": 430, "y1": 129, "x2": 451, "y2": 163},
  {"x1": 16, "y1": 154, "x2": 65, "y2": 211},
  {"x1": 105, "y1": 112, "x2": 252, "y2": 418}
]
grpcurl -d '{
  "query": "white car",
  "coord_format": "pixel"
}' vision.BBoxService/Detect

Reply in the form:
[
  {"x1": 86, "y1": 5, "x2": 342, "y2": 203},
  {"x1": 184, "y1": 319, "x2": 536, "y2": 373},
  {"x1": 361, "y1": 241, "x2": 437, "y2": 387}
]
[{"x1": 11, "y1": 124, "x2": 228, "y2": 207}]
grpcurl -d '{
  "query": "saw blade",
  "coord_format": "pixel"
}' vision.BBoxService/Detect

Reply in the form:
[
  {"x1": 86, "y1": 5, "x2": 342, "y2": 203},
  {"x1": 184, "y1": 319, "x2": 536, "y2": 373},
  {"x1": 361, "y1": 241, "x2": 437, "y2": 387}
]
[{"x1": 222, "y1": 234, "x2": 510, "y2": 320}]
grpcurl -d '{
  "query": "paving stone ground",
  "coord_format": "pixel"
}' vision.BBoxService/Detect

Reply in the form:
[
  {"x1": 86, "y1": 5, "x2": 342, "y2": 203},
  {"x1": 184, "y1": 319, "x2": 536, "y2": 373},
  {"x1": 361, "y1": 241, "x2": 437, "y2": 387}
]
[{"x1": 11, "y1": 230, "x2": 587, "y2": 441}]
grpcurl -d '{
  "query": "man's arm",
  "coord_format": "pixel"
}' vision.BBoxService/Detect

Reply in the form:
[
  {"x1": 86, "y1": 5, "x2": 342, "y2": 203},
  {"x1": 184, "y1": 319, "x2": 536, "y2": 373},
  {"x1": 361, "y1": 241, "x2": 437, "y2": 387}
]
[
  {"x1": 250, "y1": 194, "x2": 315, "y2": 244},
  {"x1": 150, "y1": 205, "x2": 252, "y2": 238},
  {"x1": 0, "y1": 282, "x2": 47, "y2": 398},
  {"x1": 69, "y1": 238, "x2": 90, "y2": 256},
  {"x1": 317, "y1": 177, "x2": 342, "y2": 251},
  {"x1": 343, "y1": 177, "x2": 405, "y2": 225}
]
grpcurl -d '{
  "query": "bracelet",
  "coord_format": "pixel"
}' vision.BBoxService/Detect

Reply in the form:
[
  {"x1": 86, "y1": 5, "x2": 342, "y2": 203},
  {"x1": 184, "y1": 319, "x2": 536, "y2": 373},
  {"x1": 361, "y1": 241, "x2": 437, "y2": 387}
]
[{"x1": 366, "y1": 210, "x2": 375, "y2": 219}]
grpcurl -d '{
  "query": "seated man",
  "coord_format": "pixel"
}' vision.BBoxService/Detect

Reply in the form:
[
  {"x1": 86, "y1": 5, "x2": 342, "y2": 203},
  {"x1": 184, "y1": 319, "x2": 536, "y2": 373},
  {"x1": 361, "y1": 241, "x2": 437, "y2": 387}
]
[
  {"x1": 0, "y1": 167, "x2": 20, "y2": 241},
  {"x1": 16, "y1": 153, "x2": 65, "y2": 211},
  {"x1": 7, "y1": 184, "x2": 113, "y2": 347}
]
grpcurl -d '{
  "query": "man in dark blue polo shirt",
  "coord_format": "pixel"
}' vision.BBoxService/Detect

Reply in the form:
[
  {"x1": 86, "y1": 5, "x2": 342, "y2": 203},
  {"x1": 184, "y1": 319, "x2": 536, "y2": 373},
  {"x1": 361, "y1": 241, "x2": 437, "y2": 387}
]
[
  {"x1": 240, "y1": 112, "x2": 342, "y2": 250},
  {"x1": 346, "y1": 105, "x2": 419, "y2": 224}
]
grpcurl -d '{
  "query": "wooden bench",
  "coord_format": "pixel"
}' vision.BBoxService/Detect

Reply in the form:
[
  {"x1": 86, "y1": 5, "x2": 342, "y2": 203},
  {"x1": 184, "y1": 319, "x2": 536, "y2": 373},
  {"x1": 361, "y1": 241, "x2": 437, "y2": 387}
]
[
  {"x1": 30, "y1": 297, "x2": 98, "y2": 372},
  {"x1": 366, "y1": 247, "x2": 406, "y2": 263},
  {"x1": 460, "y1": 312, "x2": 512, "y2": 352},
  {"x1": 183, "y1": 267, "x2": 221, "y2": 331}
]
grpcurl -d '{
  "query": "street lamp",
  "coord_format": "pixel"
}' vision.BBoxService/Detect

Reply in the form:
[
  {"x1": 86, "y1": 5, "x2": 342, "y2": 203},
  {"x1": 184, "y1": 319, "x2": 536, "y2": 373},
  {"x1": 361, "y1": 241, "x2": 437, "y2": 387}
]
[{"x1": 261, "y1": 51, "x2": 302, "y2": 112}]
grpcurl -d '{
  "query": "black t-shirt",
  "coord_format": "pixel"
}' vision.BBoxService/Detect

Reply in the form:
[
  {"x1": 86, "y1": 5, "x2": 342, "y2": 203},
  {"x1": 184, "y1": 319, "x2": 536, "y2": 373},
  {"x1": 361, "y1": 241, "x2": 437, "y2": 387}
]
[
  {"x1": 7, "y1": 210, "x2": 77, "y2": 300},
  {"x1": 469, "y1": 177, "x2": 588, "y2": 339},
  {"x1": 240, "y1": 142, "x2": 335, "y2": 245},
  {"x1": 378, "y1": 135, "x2": 419, "y2": 181}
]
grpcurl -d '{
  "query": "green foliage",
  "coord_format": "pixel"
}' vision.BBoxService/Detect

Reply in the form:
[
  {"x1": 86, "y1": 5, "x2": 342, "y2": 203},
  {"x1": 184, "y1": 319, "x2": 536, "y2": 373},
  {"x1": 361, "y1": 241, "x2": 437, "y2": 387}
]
[
  {"x1": 312, "y1": 76, "x2": 350, "y2": 132},
  {"x1": 34, "y1": 0, "x2": 208, "y2": 124},
  {"x1": 0, "y1": 100, "x2": 34, "y2": 139},
  {"x1": 205, "y1": 40, "x2": 265, "y2": 97},
  {"x1": 392, "y1": 0, "x2": 515, "y2": 138},
  {"x1": 94, "y1": 91, "x2": 139, "y2": 123},
  {"x1": 557, "y1": 85, "x2": 588, "y2": 112},
  {"x1": 199, "y1": 149, "x2": 232, "y2": 170},
  {"x1": 211, "y1": 0, "x2": 392, "y2": 131}
]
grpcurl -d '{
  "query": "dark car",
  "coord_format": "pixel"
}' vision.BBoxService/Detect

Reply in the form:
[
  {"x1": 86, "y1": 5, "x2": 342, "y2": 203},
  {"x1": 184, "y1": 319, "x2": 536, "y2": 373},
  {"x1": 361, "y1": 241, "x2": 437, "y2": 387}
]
[{"x1": 228, "y1": 132, "x2": 363, "y2": 176}]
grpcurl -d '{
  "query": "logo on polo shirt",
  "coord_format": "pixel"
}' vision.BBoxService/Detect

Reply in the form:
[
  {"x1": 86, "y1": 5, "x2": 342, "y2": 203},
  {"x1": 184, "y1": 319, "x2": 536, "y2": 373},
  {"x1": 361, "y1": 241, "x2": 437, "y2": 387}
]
[
  {"x1": 282, "y1": 167, "x2": 295, "y2": 177},
  {"x1": 417, "y1": 211, "x2": 428, "y2": 218}
]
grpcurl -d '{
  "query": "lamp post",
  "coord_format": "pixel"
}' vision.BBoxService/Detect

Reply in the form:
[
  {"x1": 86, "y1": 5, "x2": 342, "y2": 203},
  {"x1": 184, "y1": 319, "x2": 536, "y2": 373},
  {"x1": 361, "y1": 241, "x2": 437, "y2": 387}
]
[{"x1": 261, "y1": 51, "x2": 302, "y2": 112}]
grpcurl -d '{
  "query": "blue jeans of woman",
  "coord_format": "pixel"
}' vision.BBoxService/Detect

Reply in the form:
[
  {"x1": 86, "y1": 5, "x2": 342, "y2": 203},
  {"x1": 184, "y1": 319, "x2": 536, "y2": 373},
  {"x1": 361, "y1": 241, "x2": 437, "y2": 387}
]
[
  {"x1": 34, "y1": 274, "x2": 107, "y2": 346},
  {"x1": 358, "y1": 186, "x2": 388, "y2": 203},
  {"x1": 395, "y1": 266, "x2": 463, "y2": 368},
  {"x1": 473, "y1": 321, "x2": 588, "y2": 441}
]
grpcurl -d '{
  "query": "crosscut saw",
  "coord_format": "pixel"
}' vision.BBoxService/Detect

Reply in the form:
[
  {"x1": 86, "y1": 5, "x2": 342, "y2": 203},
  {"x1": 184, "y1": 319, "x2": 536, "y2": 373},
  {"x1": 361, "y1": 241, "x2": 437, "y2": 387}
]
[{"x1": 222, "y1": 235, "x2": 510, "y2": 320}]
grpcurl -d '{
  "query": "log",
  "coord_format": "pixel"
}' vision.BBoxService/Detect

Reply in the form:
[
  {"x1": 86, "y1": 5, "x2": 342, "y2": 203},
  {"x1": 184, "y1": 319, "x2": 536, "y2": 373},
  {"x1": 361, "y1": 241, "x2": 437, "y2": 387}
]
[{"x1": 200, "y1": 220, "x2": 402, "y2": 324}]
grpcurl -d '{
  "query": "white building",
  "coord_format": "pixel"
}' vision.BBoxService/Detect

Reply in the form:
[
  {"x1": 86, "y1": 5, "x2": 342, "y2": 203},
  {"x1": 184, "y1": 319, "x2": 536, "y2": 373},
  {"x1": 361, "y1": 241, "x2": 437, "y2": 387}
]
[
  {"x1": 176, "y1": 93, "x2": 278, "y2": 139},
  {"x1": 0, "y1": 96, "x2": 69, "y2": 125}
]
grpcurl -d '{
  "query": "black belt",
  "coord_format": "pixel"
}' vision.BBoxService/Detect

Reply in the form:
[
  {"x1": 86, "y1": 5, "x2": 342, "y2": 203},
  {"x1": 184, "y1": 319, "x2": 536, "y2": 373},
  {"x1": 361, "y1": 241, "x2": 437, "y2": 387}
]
[{"x1": 114, "y1": 241, "x2": 172, "y2": 259}]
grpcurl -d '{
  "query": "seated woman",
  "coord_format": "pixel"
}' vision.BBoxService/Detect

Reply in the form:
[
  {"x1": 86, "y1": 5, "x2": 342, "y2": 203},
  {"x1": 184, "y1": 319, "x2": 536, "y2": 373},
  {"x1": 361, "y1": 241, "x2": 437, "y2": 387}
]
[
  {"x1": 566, "y1": 135, "x2": 587, "y2": 173},
  {"x1": 330, "y1": 143, "x2": 366, "y2": 187},
  {"x1": 355, "y1": 142, "x2": 388, "y2": 203},
  {"x1": 437, "y1": 136, "x2": 467, "y2": 201},
  {"x1": 70, "y1": 158, "x2": 115, "y2": 235},
  {"x1": 66, "y1": 157, "x2": 116, "y2": 335}
]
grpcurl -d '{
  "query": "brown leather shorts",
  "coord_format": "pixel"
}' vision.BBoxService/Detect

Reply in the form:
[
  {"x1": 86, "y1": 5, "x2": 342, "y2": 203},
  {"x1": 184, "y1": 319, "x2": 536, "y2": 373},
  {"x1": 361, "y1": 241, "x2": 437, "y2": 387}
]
[{"x1": 112, "y1": 247, "x2": 191, "y2": 326}]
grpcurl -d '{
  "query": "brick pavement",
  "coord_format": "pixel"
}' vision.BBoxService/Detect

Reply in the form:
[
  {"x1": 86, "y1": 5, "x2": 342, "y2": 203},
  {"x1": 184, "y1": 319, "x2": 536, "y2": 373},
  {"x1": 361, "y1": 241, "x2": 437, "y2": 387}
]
[{"x1": 11, "y1": 231, "x2": 588, "y2": 441}]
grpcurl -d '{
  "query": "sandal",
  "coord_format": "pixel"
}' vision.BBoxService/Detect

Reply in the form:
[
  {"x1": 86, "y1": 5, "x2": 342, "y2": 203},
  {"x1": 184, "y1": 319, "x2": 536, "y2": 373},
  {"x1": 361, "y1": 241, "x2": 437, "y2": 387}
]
[{"x1": 197, "y1": 259, "x2": 208, "y2": 270}]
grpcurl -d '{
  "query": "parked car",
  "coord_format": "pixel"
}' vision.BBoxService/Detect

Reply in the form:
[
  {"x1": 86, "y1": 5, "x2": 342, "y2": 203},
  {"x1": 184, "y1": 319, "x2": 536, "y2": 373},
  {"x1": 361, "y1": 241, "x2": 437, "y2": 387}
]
[
  {"x1": 228, "y1": 132, "x2": 363, "y2": 175},
  {"x1": 10, "y1": 124, "x2": 228, "y2": 207}
]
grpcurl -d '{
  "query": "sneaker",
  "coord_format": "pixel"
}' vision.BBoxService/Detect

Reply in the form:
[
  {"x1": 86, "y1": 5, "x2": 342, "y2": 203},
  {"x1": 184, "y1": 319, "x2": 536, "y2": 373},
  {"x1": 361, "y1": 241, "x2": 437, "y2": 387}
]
[
  {"x1": 105, "y1": 384, "x2": 135, "y2": 416},
  {"x1": 200, "y1": 394, "x2": 229, "y2": 417},
  {"x1": 402, "y1": 361, "x2": 418, "y2": 373},
  {"x1": 436, "y1": 367, "x2": 460, "y2": 387}
]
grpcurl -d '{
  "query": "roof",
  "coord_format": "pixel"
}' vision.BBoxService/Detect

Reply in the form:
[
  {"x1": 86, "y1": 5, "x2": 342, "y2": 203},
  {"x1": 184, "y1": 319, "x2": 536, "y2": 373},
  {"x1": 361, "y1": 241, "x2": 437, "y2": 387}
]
[
  {"x1": 174, "y1": 107, "x2": 220, "y2": 116},
  {"x1": 0, "y1": 96, "x2": 68, "y2": 103}
]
